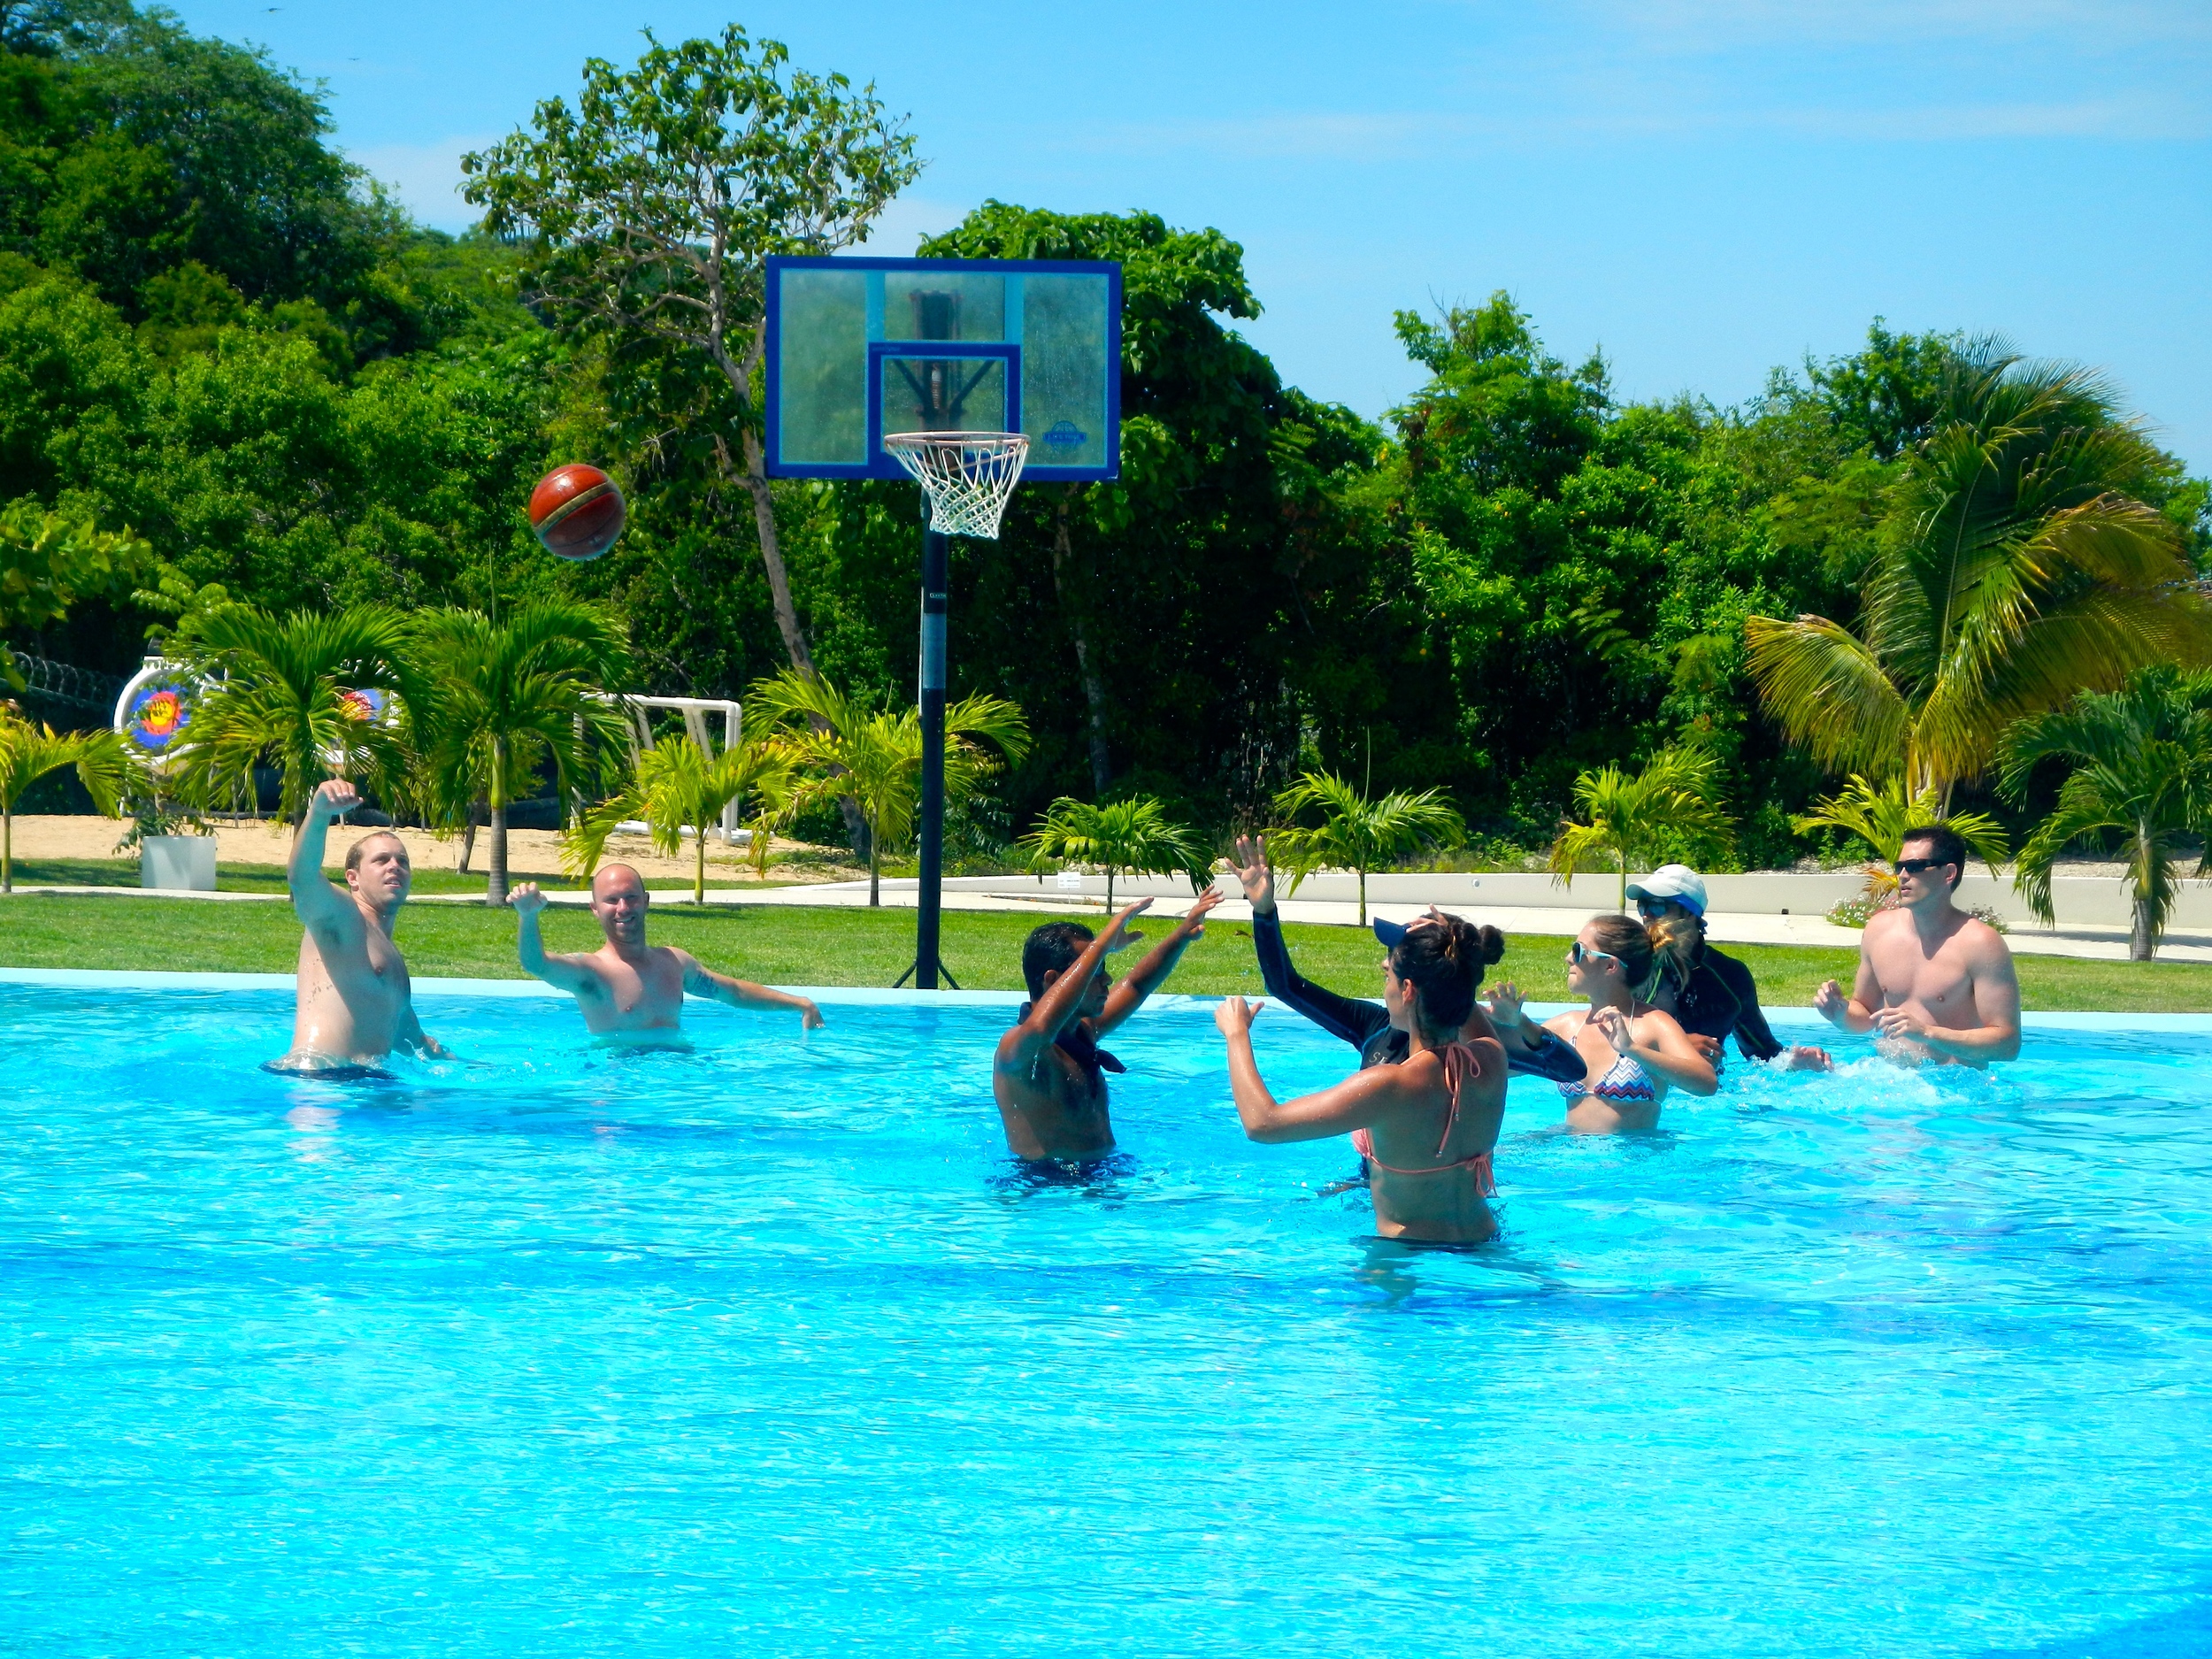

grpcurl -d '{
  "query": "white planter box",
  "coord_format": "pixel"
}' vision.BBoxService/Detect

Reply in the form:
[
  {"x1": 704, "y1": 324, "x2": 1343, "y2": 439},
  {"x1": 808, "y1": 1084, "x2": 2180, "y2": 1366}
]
[{"x1": 141, "y1": 835, "x2": 217, "y2": 892}]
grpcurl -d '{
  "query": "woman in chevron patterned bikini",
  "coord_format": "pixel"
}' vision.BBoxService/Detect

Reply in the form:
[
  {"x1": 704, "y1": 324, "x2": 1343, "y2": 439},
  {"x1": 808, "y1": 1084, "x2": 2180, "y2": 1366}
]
[{"x1": 1540, "y1": 914, "x2": 1718, "y2": 1133}]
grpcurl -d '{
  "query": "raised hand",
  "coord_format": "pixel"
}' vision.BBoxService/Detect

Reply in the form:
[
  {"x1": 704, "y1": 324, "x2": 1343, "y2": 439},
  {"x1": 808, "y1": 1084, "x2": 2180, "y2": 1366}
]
[
  {"x1": 1102, "y1": 895, "x2": 1154, "y2": 954},
  {"x1": 510, "y1": 882, "x2": 548, "y2": 918},
  {"x1": 1231, "y1": 834, "x2": 1276, "y2": 912},
  {"x1": 1872, "y1": 1005, "x2": 1927, "y2": 1041},
  {"x1": 1587, "y1": 1004, "x2": 1633, "y2": 1055},
  {"x1": 1483, "y1": 979, "x2": 1528, "y2": 1030},
  {"x1": 1213, "y1": 995, "x2": 1263, "y2": 1037},
  {"x1": 1178, "y1": 882, "x2": 1227, "y2": 935},
  {"x1": 1812, "y1": 979, "x2": 1850, "y2": 1024},
  {"x1": 311, "y1": 778, "x2": 361, "y2": 822}
]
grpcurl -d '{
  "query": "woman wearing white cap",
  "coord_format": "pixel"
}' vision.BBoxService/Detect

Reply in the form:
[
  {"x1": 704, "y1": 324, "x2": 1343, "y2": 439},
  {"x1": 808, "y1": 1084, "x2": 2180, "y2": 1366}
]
[{"x1": 1627, "y1": 864, "x2": 1831, "y2": 1072}]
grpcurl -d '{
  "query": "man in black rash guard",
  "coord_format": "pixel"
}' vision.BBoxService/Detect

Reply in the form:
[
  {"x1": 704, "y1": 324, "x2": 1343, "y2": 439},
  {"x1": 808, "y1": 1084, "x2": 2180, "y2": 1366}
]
[
  {"x1": 1629, "y1": 864, "x2": 1830, "y2": 1071},
  {"x1": 1229, "y1": 837, "x2": 1586, "y2": 1086}
]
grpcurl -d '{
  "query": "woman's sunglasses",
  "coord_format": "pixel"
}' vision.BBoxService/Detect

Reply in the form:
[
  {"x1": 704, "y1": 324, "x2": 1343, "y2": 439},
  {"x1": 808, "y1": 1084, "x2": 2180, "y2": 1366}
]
[
  {"x1": 1634, "y1": 898, "x2": 1675, "y2": 920},
  {"x1": 1567, "y1": 941, "x2": 1618, "y2": 967}
]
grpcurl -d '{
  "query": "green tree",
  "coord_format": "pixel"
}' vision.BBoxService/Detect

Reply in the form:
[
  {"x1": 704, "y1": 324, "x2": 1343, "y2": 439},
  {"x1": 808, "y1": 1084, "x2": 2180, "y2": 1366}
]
[
  {"x1": 463, "y1": 26, "x2": 919, "y2": 679},
  {"x1": 1746, "y1": 348, "x2": 2212, "y2": 798},
  {"x1": 407, "y1": 602, "x2": 633, "y2": 906},
  {"x1": 2000, "y1": 665, "x2": 2212, "y2": 961},
  {"x1": 1548, "y1": 749, "x2": 1732, "y2": 912},
  {"x1": 913, "y1": 204, "x2": 1315, "y2": 801},
  {"x1": 566, "y1": 733, "x2": 789, "y2": 904},
  {"x1": 751, "y1": 667, "x2": 1028, "y2": 906},
  {"x1": 0, "y1": 706, "x2": 129, "y2": 890},
  {"x1": 1792, "y1": 773, "x2": 2009, "y2": 866},
  {"x1": 0, "y1": 495, "x2": 148, "y2": 681},
  {"x1": 1268, "y1": 771, "x2": 1464, "y2": 926},
  {"x1": 167, "y1": 603, "x2": 413, "y2": 823},
  {"x1": 1018, "y1": 795, "x2": 1208, "y2": 909}
]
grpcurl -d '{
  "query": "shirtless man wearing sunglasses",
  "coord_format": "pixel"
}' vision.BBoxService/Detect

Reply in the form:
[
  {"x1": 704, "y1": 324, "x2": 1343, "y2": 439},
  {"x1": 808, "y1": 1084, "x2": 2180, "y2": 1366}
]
[{"x1": 1813, "y1": 823, "x2": 2021, "y2": 1067}]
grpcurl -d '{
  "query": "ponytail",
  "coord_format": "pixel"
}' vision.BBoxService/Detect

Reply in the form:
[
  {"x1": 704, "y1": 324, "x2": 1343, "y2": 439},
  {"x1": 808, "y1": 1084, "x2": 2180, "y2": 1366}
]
[
  {"x1": 1645, "y1": 913, "x2": 1705, "y2": 1002},
  {"x1": 1388, "y1": 914, "x2": 1505, "y2": 1035}
]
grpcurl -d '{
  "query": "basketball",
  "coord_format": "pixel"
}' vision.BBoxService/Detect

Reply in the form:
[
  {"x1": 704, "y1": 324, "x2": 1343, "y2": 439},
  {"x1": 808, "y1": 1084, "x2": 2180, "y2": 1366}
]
[{"x1": 528, "y1": 464, "x2": 626, "y2": 561}]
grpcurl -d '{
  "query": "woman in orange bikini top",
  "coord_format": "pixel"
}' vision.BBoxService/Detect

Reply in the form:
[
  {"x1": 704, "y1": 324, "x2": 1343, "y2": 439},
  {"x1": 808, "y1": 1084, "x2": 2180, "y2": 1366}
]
[{"x1": 1214, "y1": 915, "x2": 1509, "y2": 1244}]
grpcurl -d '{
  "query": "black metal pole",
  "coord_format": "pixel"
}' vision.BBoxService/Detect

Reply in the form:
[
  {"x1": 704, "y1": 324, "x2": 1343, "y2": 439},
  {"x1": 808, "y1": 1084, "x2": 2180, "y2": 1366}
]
[{"x1": 914, "y1": 525, "x2": 949, "y2": 991}]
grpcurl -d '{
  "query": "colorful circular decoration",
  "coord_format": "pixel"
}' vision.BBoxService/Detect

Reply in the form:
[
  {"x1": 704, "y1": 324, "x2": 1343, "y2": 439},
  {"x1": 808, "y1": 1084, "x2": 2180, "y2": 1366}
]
[
  {"x1": 124, "y1": 680, "x2": 194, "y2": 752},
  {"x1": 339, "y1": 687, "x2": 392, "y2": 724}
]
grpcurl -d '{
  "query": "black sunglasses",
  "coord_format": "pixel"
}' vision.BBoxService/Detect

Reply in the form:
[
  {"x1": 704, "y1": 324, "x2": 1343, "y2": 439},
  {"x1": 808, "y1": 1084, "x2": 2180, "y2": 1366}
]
[{"x1": 1893, "y1": 856, "x2": 1947, "y2": 876}]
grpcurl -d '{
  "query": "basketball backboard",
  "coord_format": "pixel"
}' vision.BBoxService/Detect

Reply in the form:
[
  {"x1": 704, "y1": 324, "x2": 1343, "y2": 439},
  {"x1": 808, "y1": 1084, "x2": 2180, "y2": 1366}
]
[{"x1": 763, "y1": 256, "x2": 1121, "y2": 483}]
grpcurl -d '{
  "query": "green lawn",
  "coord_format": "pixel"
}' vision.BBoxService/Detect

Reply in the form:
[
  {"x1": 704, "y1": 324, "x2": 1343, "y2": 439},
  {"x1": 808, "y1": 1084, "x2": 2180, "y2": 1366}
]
[{"x1": 1, "y1": 891, "x2": 2207, "y2": 1010}]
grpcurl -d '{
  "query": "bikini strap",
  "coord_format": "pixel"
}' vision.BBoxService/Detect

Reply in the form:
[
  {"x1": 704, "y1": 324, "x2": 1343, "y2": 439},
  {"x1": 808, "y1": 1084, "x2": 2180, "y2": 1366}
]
[{"x1": 1433, "y1": 1041, "x2": 1480, "y2": 1158}]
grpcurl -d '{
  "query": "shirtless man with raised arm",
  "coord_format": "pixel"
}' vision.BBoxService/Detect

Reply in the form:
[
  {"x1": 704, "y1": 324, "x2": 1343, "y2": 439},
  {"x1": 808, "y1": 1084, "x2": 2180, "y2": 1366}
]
[
  {"x1": 992, "y1": 888, "x2": 1224, "y2": 1162},
  {"x1": 272, "y1": 778, "x2": 446, "y2": 1075},
  {"x1": 510, "y1": 864, "x2": 823, "y2": 1043},
  {"x1": 1814, "y1": 822, "x2": 2022, "y2": 1068}
]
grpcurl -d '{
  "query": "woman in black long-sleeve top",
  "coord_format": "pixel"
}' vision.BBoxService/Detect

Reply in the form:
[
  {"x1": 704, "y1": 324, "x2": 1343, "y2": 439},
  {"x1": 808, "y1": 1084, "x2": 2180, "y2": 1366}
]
[
  {"x1": 1627, "y1": 865, "x2": 1831, "y2": 1071},
  {"x1": 1229, "y1": 838, "x2": 1586, "y2": 1085}
]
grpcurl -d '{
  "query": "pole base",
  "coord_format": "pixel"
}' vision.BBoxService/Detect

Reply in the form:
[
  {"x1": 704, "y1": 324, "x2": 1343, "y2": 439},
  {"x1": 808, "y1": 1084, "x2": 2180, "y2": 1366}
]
[{"x1": 892, "y1": 956, "x2": 962, "y2": 992}]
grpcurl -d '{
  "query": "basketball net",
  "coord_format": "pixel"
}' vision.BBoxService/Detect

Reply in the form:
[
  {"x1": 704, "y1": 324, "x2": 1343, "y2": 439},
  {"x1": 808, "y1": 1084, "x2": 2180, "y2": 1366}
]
[{"x1": 882, "y1": 432, "x2": 1030, "y2": 539}]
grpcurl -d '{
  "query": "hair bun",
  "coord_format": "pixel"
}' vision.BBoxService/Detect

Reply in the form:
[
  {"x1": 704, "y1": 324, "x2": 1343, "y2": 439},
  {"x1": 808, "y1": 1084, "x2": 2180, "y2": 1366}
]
[{"x1": 1473, "y1": 924, "x2": 1506, "y2": 968}]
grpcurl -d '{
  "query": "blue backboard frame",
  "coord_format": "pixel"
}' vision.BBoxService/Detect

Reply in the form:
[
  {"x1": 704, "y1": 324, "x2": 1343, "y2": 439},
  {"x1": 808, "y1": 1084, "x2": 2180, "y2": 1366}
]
[{"x1": 764, "y1": 255, "x2": 1122, "y2": 483}]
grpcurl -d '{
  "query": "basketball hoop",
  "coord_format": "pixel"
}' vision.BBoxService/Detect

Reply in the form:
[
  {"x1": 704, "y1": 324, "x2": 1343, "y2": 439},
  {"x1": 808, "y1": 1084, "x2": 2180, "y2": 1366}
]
[{"x1": 882, "y1": 431, "x2": 1031, "y2": 539}]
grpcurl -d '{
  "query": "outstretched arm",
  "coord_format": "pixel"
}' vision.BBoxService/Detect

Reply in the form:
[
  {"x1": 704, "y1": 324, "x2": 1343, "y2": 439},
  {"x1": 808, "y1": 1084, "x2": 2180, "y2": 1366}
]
[
  {"x1": 1233, "y1": 835, "x2": 1391, "y2": 1050},
  {"x1": 510, "y1": 884, "x2": 604, "y2": 998},
  {"x1": 677, "y1": 952, "x2": 824, "y2": 1030},
  {"x1": 289, "y1": 779, "x2": 364, "y2": 942},
  {"x1": 1214, "y1": 996, "x2": 1417, "y2": 1143},
  {"x1": 997, "y1": 898, "x2": 1151, "y2": 1077},
  {"x1": 1480, "y1": 980, "x2": 1589, "y2": 1084},
  {"x1": 1097, "y1": 885, "x2": 1225, "y2": 1034}
]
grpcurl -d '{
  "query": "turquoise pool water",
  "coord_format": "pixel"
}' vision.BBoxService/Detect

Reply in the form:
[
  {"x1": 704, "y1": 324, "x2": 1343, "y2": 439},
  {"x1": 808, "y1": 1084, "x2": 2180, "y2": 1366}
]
[{"x1": 4, "y1": 979, "x2": 2211, "y2": 1656}]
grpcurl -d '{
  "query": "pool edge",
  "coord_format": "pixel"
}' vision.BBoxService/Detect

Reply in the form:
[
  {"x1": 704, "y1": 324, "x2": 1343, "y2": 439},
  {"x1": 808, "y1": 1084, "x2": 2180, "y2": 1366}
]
[{"x1": 2, "y1": 967, "x2": 2209, "y2": 1029}]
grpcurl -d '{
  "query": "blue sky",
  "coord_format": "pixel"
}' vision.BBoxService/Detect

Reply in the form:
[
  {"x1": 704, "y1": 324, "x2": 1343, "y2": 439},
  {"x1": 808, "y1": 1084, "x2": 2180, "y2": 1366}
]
[{"x1": 171, "y1": 0, "x2": 2212, "y2": 471}]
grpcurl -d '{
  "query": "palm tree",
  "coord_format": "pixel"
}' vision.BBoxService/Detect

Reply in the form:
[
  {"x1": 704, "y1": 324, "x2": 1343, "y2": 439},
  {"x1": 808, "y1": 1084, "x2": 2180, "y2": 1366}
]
[
  {"x1": 1548, "y1": 749, "x2": 1732, "y2": 912},
  {"x1": 0, "y1": 710, "x2": 132, "y2": 892},
  {"x1": 1269, "y1": 771, "x2": 1464, "y2": 926},
  {"x1": 408, "y1": 603, "x2": 634, "y2": 906},
  {"x1": 1018, "y1": 795, "x2": 1208, "y2": 909},
  {"x1": 749, "y1": 669, "x2": 1030, "y2": 907},
  {"x1": 1999, "y1": 664, "x2": 2212, "y2": 960},
  {"x1": 168, "y1": 605, "x2": 416, "y2": 824},
  {"x1": 566, "y1": 735, "x2": 792, "y2": 904},
  {"x1": 1746, "y1": 347, "x2": 2212, "y2": 799},
  {"x1": 1793, "y1": 773, "x2": 2009, "y2": 909}
]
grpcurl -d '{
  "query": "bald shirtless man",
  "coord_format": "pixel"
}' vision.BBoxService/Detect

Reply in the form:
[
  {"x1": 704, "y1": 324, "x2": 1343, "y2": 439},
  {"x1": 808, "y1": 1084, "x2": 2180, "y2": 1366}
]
[
  {"x1": 510, "y1": 864, "x2": 823, "y2": 1043},
  {"x1": 992, "y1": 888, "x2": 1223, "y2": 1162},
  {"x1": 271, "y1": 778, "x2": 446, "y2": 1075},
  {"x1": 1815, "y1": 822, "x2": 2022, "y2": 1067}
]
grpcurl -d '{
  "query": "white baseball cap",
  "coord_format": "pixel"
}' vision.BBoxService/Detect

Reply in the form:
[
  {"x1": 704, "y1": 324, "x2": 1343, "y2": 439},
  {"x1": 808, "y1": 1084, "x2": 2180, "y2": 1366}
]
[{"x1": 1625, "y1": 864, "x2": 1707, "y2": 917}]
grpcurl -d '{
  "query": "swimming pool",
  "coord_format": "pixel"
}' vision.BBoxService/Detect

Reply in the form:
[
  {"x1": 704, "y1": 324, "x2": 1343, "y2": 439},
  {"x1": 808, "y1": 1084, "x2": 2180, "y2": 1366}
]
[{"x1": 4, "y1": 976, "x2": 2210, "y2": 1656}]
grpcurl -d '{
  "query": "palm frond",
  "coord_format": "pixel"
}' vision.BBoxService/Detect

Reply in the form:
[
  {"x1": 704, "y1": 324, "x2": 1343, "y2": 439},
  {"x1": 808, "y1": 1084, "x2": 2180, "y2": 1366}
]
[
  {"x1": 1743, "y1": 615, "x2": 1911, "y2": 777},
  {"x1": 1268, "y1": 771, "x2": 1463, "y2": 888}
]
